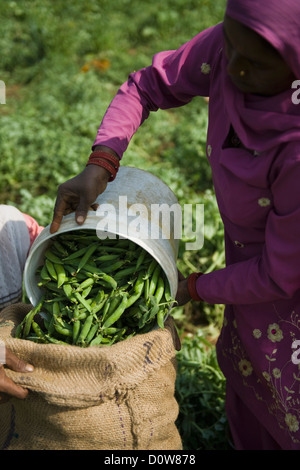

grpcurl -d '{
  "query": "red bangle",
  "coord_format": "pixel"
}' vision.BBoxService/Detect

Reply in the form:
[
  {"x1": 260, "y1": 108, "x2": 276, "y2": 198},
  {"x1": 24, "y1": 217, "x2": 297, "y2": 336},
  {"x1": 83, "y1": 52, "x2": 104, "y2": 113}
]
[
  {"x1": 86, "y1": 151, "x2": 120, "y2": 181},
  {"x1": 187, "y1": 272, "x2": 203, "y2": 301}
]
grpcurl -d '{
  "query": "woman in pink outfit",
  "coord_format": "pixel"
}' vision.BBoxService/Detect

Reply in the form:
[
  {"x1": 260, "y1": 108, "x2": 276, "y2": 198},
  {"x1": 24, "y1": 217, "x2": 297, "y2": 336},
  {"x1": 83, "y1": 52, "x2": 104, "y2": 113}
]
[{"x1": 50, "y1": 0, "x2": 300, "y2": 449}]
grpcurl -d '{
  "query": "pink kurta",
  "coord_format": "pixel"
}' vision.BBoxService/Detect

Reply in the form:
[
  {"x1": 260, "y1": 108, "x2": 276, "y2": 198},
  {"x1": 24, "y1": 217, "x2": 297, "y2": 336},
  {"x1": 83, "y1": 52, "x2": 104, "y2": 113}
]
[{"x1": 93, "y1": 22, "x2": 300, "y2": 449}]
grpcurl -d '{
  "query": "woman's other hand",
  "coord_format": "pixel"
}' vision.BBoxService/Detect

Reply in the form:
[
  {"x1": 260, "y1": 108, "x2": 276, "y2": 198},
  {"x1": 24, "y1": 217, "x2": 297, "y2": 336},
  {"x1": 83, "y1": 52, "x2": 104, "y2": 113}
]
[{"x1": 175, "y1": 271, "x2": 192, "y2": 306}]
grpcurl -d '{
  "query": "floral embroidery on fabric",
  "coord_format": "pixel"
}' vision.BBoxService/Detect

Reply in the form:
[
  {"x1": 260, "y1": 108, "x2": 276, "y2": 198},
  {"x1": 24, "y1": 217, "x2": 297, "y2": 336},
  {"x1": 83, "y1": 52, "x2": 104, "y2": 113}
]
[
  {"x1": 258, "y1": 197, "x2": 271, "y2": 207},
  {"x1": 201, "y1": 63, "x2": 211, "y2": 74},
  {"x1": 219, "y1": 305, "x2": 300, "y2": 446},
  {"x1": 286, "y1": 413, "x2": 300, "y2": 433},
  {"x1": 267, "y1": 323, "x2": 283, "y2": 342},
  {"x1": 253, "y1": 328, "x2": 262, "y2": 339},
  {"x1": 238, "y1": 359, "x2": 253, "y2": 376}
]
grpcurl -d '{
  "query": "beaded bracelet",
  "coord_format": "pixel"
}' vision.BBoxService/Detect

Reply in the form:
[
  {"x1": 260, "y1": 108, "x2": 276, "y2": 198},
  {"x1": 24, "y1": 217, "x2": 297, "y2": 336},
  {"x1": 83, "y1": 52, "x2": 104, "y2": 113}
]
[
  {"x1": 86, "y1": 150, "x2": 120, "y2": 181},
  {"x1": 187, "y1": 272, "x2": 203, "y2": 301}
]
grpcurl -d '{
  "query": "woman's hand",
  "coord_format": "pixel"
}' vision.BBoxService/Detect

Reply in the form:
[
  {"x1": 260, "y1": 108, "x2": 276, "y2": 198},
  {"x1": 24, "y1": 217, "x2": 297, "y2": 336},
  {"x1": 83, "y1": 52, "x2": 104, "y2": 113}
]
[
  {"x1": 50, "y1": 146, "x2": 119, "y2": 234},
  {"x1": 0, "y1": 347, "x2": 34, "y2": 399},
  {"x1": 50, "y1": 164, "x2": 110, "y2": 234}
]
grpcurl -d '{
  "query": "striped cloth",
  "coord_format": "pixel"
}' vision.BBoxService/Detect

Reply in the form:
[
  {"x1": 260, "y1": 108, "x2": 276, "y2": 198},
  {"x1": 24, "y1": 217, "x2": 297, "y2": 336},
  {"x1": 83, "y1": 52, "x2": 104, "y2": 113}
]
[{"x1": 0, "y1": 205, "x2": 39, "y2": 310}]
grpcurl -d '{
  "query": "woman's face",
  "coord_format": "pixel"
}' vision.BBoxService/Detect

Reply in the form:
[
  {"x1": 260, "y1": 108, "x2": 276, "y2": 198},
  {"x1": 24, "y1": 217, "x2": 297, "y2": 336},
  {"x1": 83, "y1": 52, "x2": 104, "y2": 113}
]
[{"x1": 223, "y1": 15, "x2": 295, "y2": 96}]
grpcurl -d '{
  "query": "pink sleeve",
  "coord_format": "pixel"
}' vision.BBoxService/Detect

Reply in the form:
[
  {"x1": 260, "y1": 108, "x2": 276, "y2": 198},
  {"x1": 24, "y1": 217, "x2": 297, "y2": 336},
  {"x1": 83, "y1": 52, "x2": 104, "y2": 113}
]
[
  {"x1": 93, "y1": 24, "x2": 223, "y2": 158},
  {"x1": 196, "y1": 150, "x2": 300, "y2": 305},
  {"x1": 22, "y1": 213, "x2": 44, "y2": 248}
]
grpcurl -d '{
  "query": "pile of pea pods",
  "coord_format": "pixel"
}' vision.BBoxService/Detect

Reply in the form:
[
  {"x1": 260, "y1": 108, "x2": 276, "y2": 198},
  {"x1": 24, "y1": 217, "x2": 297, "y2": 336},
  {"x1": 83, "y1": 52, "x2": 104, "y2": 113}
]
[{"x1": 16, "y1": 230, "x2": 175, "y2": 347}]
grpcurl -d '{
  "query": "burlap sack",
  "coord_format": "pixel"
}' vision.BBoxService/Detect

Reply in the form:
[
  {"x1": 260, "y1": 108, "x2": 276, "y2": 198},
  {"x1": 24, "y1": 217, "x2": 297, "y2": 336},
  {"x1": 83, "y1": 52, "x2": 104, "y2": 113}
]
[{"x1": 0, "y1": 303, "x2": 182, "y2": 450}]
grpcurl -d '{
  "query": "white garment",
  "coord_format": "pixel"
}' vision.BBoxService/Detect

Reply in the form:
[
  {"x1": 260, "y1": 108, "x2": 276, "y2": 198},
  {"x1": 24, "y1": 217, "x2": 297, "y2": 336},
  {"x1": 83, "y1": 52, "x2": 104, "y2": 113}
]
[{"x1": 0, "y1": 205, "x2": 30, "y2": 309}]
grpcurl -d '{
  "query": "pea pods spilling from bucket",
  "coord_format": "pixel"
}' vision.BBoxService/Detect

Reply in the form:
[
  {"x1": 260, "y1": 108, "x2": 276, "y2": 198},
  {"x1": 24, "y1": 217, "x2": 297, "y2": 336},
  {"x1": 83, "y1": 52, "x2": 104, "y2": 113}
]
[
  {"x1": 16, "y1": 230, "x2": 175, "y2": 346},
  {"x1": 20, "y1": 167, "x2": 180, "y2": 346}
]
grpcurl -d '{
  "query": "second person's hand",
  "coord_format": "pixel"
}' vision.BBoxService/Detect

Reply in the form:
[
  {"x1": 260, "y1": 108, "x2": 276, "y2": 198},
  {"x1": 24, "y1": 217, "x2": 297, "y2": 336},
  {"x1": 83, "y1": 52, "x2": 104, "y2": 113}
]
[{"x1": 0, "y1": 347, "x2": 34, "y2": 399}]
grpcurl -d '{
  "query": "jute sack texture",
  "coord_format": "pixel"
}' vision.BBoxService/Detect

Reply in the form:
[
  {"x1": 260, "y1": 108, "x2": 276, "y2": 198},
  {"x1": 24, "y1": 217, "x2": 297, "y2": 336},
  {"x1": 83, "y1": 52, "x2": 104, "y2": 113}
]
[{"x1": 0, "y1": 303, "x2": 182, "y2": 450}]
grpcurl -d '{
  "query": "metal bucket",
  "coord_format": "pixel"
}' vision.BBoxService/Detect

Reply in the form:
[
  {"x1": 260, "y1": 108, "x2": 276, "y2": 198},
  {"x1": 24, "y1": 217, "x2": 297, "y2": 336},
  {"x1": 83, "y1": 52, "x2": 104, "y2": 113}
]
[{"x1": 24, "y1": 166, "x2": 180, "y2": 306}]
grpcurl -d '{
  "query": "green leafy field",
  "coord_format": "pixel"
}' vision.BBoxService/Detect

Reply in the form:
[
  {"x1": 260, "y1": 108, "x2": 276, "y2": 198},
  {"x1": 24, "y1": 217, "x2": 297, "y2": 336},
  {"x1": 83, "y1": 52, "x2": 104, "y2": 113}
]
[{"x1": 1, "y1": 0, "x2": 229, "y2": 450}]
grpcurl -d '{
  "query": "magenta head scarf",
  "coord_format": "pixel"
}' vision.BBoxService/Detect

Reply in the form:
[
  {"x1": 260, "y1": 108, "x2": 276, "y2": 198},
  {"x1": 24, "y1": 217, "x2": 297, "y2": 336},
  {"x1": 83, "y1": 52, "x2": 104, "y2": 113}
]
[
  {"x1": 222, "y1": 0, "x2": 300, "y2": 152},
  {"x1": 225, "y1": 0, "x2": 300, "y2": 79}
]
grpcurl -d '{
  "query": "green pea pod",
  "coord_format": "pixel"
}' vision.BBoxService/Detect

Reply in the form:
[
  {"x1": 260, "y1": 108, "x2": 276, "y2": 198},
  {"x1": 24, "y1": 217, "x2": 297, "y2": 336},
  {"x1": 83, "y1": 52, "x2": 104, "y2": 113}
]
[
  {"x1": 44, "y1": 248, "x2": 64, "y2": 265},
  {"x1": 77, "y1": 243, "x2": 99, "y2": 272},
  {"x1": 47, "y1": 312, "x2": 55, "y2": 335},
  {"x1": 144, "y1": 277, "x2": 149, "y2": 302},
  {"x1": 73, "y1": 305, "x2": 80, "y2": 319},
  {"x1": 54, "y1": 322, "x2": 73, "y2": 338},
  {"x1": 96, "y1": 245, "x2": 127, "y2": 254},
  {"x1": 76, "y1": 314, "x2": 94, "y2": 344},
  {"x1": 149, "y1": 264, "x2": 161, "y2": 297},
  {"x1": 126, "y1": 271, "x2": 145, "y2": 308},
  {"x1": 85, "y1": 322, "x2": 99, "y2": 344},
  {"x1": 154, "y1": 275, "x2": 164, "y2": 303},
  {"x1": 45, "y1": 259, "x2": 57, "y2": 281},
  {"x1": 40, "y1": 264, "x2": 51, "y2": 282},
  {"x1": 22, "y1": 296, "x2": 45, "y2": 338},
  {"x1": 95, "y1": 254, "x2": 119, "y2": 262},
  {"x1": 74, "y1": 292, "x2": 92, "y2": 312},
  {"x1": 98, "y1": 260, "x2": 126, "y2": 274},
  {"x1": 81, "y1": 285, "x2": 93, "y2": 299},
  {"x1": 78, "y1": 277, "x2": 94, "y2": 291},
  {"x1": 15, "y1": 322, "x2": 24, "y2": 339},
  {"x1": 113, "y1": 266, "x2": 138, "y2": 281},
  {"x1": 163, "y1": 278, "x2": 172, "y2": 302},
  {"x1": 96, "y1": 273, "x2": 117, "y2": 290},
  {"x1": 54, "y1": 263, "x2": 66, "y2": 288},
  {"x1": 110, "y1": 327, "x2": 127, "y2": 344},
  {"x1": 64, "y1": 265, "x2": 77, "y2": 277},
  {"x1": 54, "y1": 314, "x2": 72, "y2": 330},
  {"x1": 82, "y1": 265, "x2": 117, "y2": 289},
  {"x1": 77, "y1": 311, "x2": 88, "y2": 321},
  {"x1": 91, "y1": 295, "x2": 108, "y2": 315},
  {"x1": 63, "y1": 245, "x2": 90, "y2": 262},
  {"x1": 114, "y1": 238, "x2": 129, "y2": 247},
  {"x1": 135, "y1": 248, "x2": 146, "y2": 270},
  {"x1": 44, "y1": 334, "x2": 70, "y2": 345},
  {"x1": 145, "y1": 259, "x2": 158, "y2": 279},
  {"x1": 106, "y1": 294, "x2": 122, "y2": 316},
  {"x1": 102, "y1": 326, "x2": 122, "y2": 335},
  {"x1": 134, "y1": 270, "x2": 145, "y2": 295},
  {"x1": 90, "y1": 289, "x2": 105, "y2": 308},
  {"x1": 52, "y1": 301, "x2": 60, "y2": 316},
  {"x1": 52, "y1": 240, "x2": 69, "y2": 257},
  {"x1": 32, "y1": 321, "x2": 48, "y2": 342},
  {"x1": 90, "y1": 333, "x2": 104, "y2": 346},
  {"x1": 157, "y1": 309, "x2": 165, "y2": 329},
  {"x1": 72, "y1": 319, "x2": 81, "y2": 344},
  {"x1": 103, "y1": 294, "x2": 129, "y2": 328},
  {"x1": 63, "y1": 284, "x2": 73, "y2": 299},
  {"x1": 101, "y1": 297, "x2": 111, "y2": 324}
]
